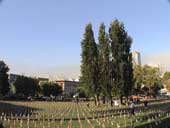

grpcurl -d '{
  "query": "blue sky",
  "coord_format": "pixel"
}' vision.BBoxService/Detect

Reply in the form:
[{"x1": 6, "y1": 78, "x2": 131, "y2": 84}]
[{"x1": 0, "y1": 0, "x2": 170, "y2": 78}]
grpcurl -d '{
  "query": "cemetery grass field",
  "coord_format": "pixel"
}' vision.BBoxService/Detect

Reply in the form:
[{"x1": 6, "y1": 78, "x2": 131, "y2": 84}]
[{"x1": 1, "y1": 99, "x2": 170, "y2": 128}]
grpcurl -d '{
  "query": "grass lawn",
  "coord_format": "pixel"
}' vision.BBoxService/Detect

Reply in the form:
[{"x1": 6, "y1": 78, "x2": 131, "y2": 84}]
[{"x1": 0, "y1": 99, "x2": 170, "y2": 128}]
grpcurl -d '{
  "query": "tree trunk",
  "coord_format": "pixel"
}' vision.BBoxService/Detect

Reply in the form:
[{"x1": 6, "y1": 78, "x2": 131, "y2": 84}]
[
  {"x1": 120, "y1": 95, "x2": 123, "y2": 105},
  {"x1": 110, "y1": 96, "x2": 113, "y2": 107},
  {"x1": 94, "y1": 95, "x2": 100, "y2": 107},
  {"x1": 102, "y1": 96, "x2": 106, "y2": 104},
  {"x1": 125, "y1": 96, "x2": 129, "y2": 106},
  {"x1": 94, "y1": 98, "x2": 97, "y2": 106}
]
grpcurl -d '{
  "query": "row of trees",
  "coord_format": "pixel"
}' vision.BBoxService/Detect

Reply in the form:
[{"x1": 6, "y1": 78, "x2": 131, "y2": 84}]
[
  {"x1": 80, "y1": 19, "x2": 133, "y2": 106},
  {"x1": 0, "y1": 60, "x2": 62, "y2": 98},
  {"x1": 133, "y1": 65, "x2": 170, "y2": 96},
  {"x1": 13, "y1": 75, "x2": 39, "y2": 97},
  {"x1": 80, "y1": 20, "x2": 170, "y2": 106},
  {"x1": 13, "y1": 76, "x2": 62, "y2": 98},
  {"x1": 133, "y1": 65, "x2": 162, "y2": 96}
]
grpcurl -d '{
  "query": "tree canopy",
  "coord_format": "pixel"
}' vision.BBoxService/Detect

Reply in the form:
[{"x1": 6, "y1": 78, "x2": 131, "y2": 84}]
[
  {"x1": 162, "y1": 71, "x2": 170, "y2": 92},
  {"x1": 80, "y1": 23, "x2": 100, "y2": 106},
  {"x1": 142, "y1": 65, "x2": 162, "y2": 96},
  {"x1": 41, "y1": 82, "x2": 62, "y2": 97},
  {"x1": 98, "y1": 23, "x2": 111, "y2": 103},
  {"x1": 133, "y1": 65, "x2": 143, "y2": 92},
  {"x1": 14, "y1": 75, "x2": 39, "y2": 97},
  {"x1": 109, "y1": 20, "x2": 133, "y2": 103},
  {"x1": 0, "y1": 61, "x2": 10, "y2": 96},
  {"x1": 80, "y1": 19, "x2": 133, "y2": 105}
]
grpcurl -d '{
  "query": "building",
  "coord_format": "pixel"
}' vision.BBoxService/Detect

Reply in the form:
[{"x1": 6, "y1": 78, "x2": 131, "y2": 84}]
[
  {"x1": 38, "y1": 77, "x2": 49, "y2": 85},
  {"x1": 132, "y1": 51, "x2": 141, "y2": 66},
  {"x1": 8, "y1": 73, "x2": 20, "y2": 85},
  {"x1": 55, "y1": 80, "x2": 79, "y2": 95},
  {"x1": 9, "y1": 74, "x2": 49, "y2": 85}
]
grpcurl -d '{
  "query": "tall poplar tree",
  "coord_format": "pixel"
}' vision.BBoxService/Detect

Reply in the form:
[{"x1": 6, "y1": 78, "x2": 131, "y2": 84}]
[
  {"x1": 109, "y1": 20, "x2": 121, "y2": 98},
  {"x1": 98, "y1": 23, "x2": 111, "y2": 104},
  {"x1": 80, "y1": 20, "x2": 133, "y2": 105},
  {"x1": 80, "y1": 24, "x2": 100, "y2": 106},
  {"x1": 122, "y1": 36, "x2": 133, "y2": 101},
  {"x1": 109, "y1": 20, "x2": 133, "y2": 104}
]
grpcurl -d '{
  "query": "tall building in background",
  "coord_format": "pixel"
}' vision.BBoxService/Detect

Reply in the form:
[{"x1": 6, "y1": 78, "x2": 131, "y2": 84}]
[{"x1": 132, "y1": 51, "x2": 141, "y2": 66}]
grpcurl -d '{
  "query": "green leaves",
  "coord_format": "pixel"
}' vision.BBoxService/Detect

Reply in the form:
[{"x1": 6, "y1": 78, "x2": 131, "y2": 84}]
[
  {"x1": 143, "y1": 65, "x2": 162, "y2": 95},
  {"x1": 98, "y1": 23, "x2": 111, "y2": 98},
  {"x1": 0, "y1": 61, "x2": 10, "y2": 96},
  {"x1": 162, "y1": 72, "x2": 170, "y2": 92},
  {"x1": 14, "y1": 75, "x2": 39, "y2": 97},
  {"x1": 133, "y1": 65, "x2": 162, "y2": 96},
  {"x1": 80, "y1": 23, "x2": 99, "y2": 97},
  {"x1": 133, "y1": 65, "x2": 143, "y2": 91},
  {"x1": 80, "y1": 20, "x2": 133, "y2": 105},
  {"x1": 109, "y1": 20, "x2": 133, "y2": 98},
  {"x1": 41, "y1": 82, "x2": 62, "y2": 97}
]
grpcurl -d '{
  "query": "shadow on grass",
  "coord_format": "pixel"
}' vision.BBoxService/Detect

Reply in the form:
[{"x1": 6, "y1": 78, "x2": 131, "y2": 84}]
[{"x1": 0, "y1": 101, "x2": 41, "y2": 117}]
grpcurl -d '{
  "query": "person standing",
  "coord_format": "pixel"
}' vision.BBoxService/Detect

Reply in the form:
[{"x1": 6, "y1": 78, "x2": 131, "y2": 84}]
[
  {"x1": 129, "y1": 100, "x2": 135, "y2": 116},
  {"x1": 144, "y1": 96, "x2": 148, "y2": 109}
]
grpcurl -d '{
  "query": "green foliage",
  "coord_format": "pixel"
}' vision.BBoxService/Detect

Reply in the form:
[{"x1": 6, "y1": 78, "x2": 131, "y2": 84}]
[
  {"x1": 76, "y1": 86, "x2": 88, "y2": 97},
  {"x1": 133, "y1": 65, "x2": 163, "y2": 96},
  {"x1": 14, "y1": 75, "x2": 39, "y2": 97},
  {"x1": 164, "y1": 80, "x2": 170, "y2": 92},
  {"x1": 0, "y1": 61, "x2": 10, "y2": 96},
  {"x1": 98, "y1": 23, "x2": 112, "y2": 99},
  {"x1": 162, "y1": 72, "x2": 170, "y2": 81},
  {"x1": 9, "y1": 84, "x2": 16, "y2": 95},
  {"x1": 80, "y1": 24, "x2": 100, "y2": 97},
  {"x1": 133, "y1": 65, "x2": 143, "y2": 91},
  {"x1": 41, "y1": 82, "x2": 62, "y2": 97},
  {"x1": 142, "y1": 65, "x2": 162, "y2": 96},
  {"x1": 80, "y1": 20, "x2": 134, "y2": 105},
  {"x1": 162, "y1": 71, "x2": 170, "y2": 91},
  {"x1": 109, "y1": 19, "x2": 133, "y2": 98}
]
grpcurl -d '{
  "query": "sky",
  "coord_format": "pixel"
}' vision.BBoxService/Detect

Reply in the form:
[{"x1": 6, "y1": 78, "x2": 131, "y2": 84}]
[{"x1": 0, "y1": 0, "x2": 170, "y2": 79}]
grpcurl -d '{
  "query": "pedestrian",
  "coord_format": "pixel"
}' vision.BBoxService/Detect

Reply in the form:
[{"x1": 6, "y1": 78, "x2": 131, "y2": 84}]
[
  {"x1": 129, "y1": 100, "x2": 135, "y2": 116},
  {"x1": 144, "y1": 96, "x2": 148, "y2": 109},
  {"x1": 144, "y1": 100, "x2": 148, "y2": 109}
]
